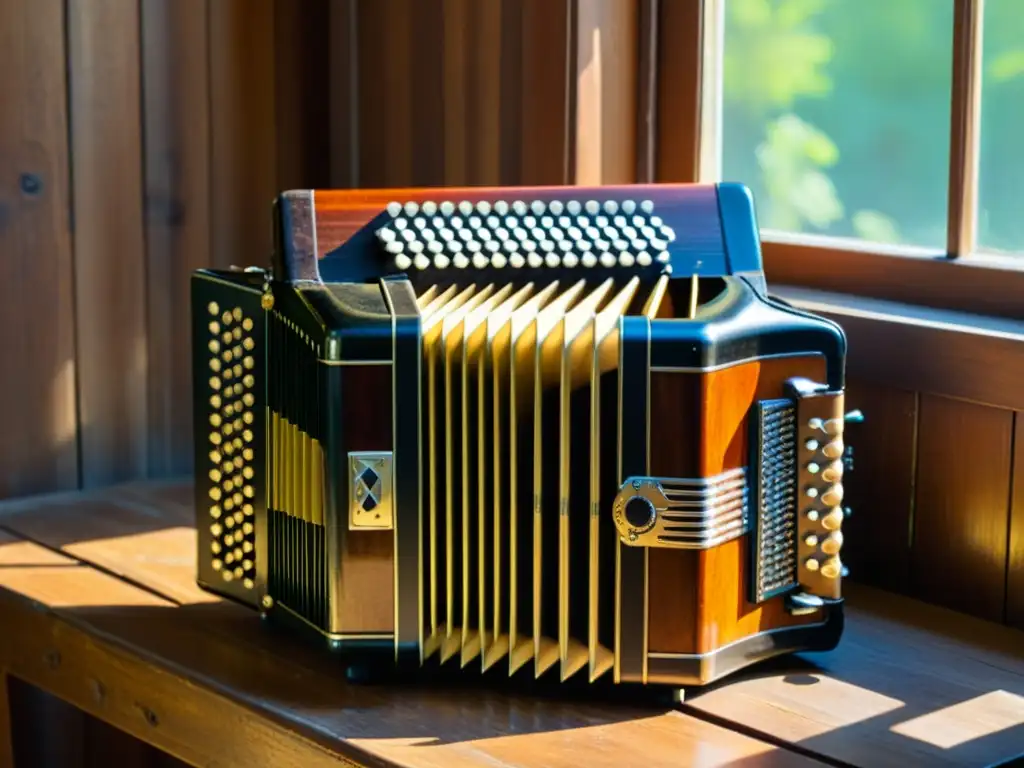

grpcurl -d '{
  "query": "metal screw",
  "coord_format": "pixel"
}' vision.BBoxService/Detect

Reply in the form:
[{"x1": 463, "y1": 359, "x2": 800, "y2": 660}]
[{"x1": 19, "y1": 173, "x2": 42, "y2": 196}]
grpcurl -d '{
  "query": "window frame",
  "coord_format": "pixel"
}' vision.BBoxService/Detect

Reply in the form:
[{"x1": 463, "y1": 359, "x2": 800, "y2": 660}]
[{"x1": 647, "y1": 0, "x2": 1024, "y2": 320}]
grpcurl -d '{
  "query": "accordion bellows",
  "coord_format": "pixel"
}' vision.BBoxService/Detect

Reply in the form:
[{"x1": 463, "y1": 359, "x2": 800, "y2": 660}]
[{"x1": 192, "y1": 182, "x2": 850, "y2": 688}]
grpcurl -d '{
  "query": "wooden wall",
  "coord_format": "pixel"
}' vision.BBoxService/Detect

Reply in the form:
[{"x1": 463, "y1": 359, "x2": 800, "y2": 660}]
[
  {"x1": 779, "y1": 291, "x2": 1024, "y2": 633},
  {"x1": 0, "y1": 0, "x2": 1021, "y2": 637},
  {"x1": 0, "y1": 0, "x2": 637, "y2": 500}
]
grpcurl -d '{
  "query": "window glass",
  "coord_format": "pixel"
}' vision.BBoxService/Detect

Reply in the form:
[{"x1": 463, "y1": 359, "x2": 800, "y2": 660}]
[
  {"x1": 977, "y1": 0, "x2": 1024, "y2": 255},
  {"x1": 720, "y1": 0, "x2": 954, "y2": 248}
]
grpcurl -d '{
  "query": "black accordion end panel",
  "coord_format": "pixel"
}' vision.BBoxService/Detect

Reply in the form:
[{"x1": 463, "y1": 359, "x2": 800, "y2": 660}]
[{"x1": 191, "y1": 182, "x2": 852, "y2": 688}]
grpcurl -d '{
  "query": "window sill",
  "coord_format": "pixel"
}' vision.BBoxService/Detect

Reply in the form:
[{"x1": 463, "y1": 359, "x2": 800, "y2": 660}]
[
  {"x1": 763, "y1": 234, "x2": 1024, "y2": 321},
  {"x1": 773, "y1": 284, "x2": 1024, "y2": 410}
]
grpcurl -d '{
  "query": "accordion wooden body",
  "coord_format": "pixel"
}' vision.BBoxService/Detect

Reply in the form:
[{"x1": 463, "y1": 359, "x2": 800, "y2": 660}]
[{"x1": 191, "y1": 182, "x2": 852, "y2": 688}]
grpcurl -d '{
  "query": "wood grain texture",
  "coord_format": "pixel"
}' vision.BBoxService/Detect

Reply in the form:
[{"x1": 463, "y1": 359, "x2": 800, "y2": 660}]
[
  {"x1": 0, "y1": 508, "x2": 810, "y2": 768},
  {"x1": 912, "y1": 395, "x2": 1013, "y2": 622},
  {"x1": 142, "y1": 0, "x2": 212, "y2": 478},
  {"x1": 685, "y1": 581, "x2": 1024, "y2": 768},
  {"x1": 68, "y1": 0, "x2": 149, "y2": 488},
  {"x1": 0, "y1": 480, "x2": 207, "y2": 605},
  {"x1": 328, "y1": 0, "x2": 359, "y2": 188},
  {"x1": 520, "y1": 0, "x2": 573, "y2": 185},
  {"x1": 209, "y1": 0, "x2": 278, "y2": 271},
  {"x1": 695, "y1": 356, "x2": 828, "y2": 653},
  {"x1": 309, "y1": 183, "x2": 722, "y2": 259},
  {"x1": 464, "y1": 0, "x2": 503, "y2": 185},
  {"x1": 0, "y1": 0, "x2": 78, "y2": 498},
  {"x1": 783, "y1": 288, "x2": 1024, "y2": 411},
  {"x1": 355, "y1": 0, "x2": 414, "y2": 188},
  {"x1": 648, "y1": 357, "x2": 828, "y2": 656},
  {"x1": 1008, "y1": 411, "x2": 1024, "y2": 629},
  {"x1": 840, "y1": 380, "x2": 917, "y2": 595},
  {"x1": 574, "y1": 0, "x2": 638, "y2": 185},
  {"x1": 647, "y1": 373, "x2": 700, "y2": 653},
  {"x1": 10, "y1": 482, "x2": 1024, "y2": 767},
  {"x1": 653, "y1": 0, "x2": 704, "y2": 183}
]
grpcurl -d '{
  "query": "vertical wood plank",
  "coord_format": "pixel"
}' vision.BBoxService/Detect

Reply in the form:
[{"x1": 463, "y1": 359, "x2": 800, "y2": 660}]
[
  {"x1": 142, "y1": 0, "x2": 212, "y2": 478},
  {"x1": 68, "y1": 0, "x2": 149, "y2": 488},
  {"x1": 410, "y1": 0, "x2": 445, "y2": 186},
  {"x1": 328, "y1": 0, "x2": 359, "y2": 188},
  {"x1": 464, "y1": 0, "x2": 503, "y2": 185},
  {"x1": 0, "y1": 0, "x2": 78, "y2": 498},
  {"x1": 498, "y1": 0, "x2": 523, "y2": 184},
  {"x1": 356, "y1": 0, "x2": 413, "y2": 187},
  {"x1": 653, "y1": 0, "x2": 704, "y2": 182},
  {"x1": 1008, "y1": 411, "x2": 1024, "y2": 629},
  {"x1": 574, "y1": 0, "x2": 638, "y2": 185},
  {"x1": 635, "y1": 0, "x2": 659, "y2": 183},
  {"x1": 520, "y1": 0, "x2": 573, "y2": 185},
  {"x1": 209, "y1": 0, "x2": 278, "y2": 269},
  {"x1": 912, "y1": 394, "x2": 1013, "y2": 622},
  {"x1": 274, "y1": 0, "x2": 331, "y2": 192},
  {"x1": 443, "y1": 0, "x2": 469, "y2": 185},
  {"x1": 0, "y1": 672, "x2": 12, "y2": 768},
  {"x1": 842, "y1": 380, "x2": 918, "y2": 595}
]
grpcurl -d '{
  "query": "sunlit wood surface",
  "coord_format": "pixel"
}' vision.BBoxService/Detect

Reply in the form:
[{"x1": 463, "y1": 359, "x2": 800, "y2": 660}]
[{"x1": 0, "y1": 480, "x2": 1022, "y2": 767}]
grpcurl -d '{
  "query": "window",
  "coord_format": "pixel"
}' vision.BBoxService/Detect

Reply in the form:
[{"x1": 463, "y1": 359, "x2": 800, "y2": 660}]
[
  {"x1": 653, "y1": 0, "x2": 1024, "y2": 319},
  {"x1": 720, "y1": 0, "x2": 953, "y2": 250},
  {"x1": 977, "y1": 0, "x2": 1024, "y2": 255}
]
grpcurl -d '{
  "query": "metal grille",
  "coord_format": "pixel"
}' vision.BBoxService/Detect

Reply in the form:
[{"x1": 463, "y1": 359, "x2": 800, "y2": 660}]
[
  {"x1": 266, "y1": 310, "x2": 330, "y2": 630},
  {"x1": 750, "y1": 399, "x2": 799, "y2": 603}
]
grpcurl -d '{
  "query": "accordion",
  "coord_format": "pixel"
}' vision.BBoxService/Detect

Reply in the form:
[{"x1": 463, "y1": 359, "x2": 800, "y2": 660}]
[{"x1": 192, "y1": 182, "x2": 853, "y2": 689}]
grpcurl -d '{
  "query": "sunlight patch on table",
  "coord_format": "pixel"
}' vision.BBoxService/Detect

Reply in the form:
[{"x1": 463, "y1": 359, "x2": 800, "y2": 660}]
[
  {"x1": 350, "y1": 713, "x2": 787, "y2": 767},
  {"x1": 890, "y1": 690, "x2": 1024, "y2": 749},
  {"x1": 688, "y1": 673, "x2": 905, "y2": 740}
]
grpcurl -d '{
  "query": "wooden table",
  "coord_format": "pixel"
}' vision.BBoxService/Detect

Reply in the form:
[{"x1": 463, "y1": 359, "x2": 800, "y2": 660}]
[{"x1": 0, "y1": 481, "x2": 1022, "y2": 768}]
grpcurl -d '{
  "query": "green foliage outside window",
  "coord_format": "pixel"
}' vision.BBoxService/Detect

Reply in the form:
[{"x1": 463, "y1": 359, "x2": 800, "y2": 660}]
[{"x1": 721, "y1": 0, "x2": 1024, "y2": 253}]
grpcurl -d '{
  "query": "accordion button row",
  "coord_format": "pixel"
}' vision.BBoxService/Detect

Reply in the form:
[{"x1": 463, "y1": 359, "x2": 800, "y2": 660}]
[
  {"x1": 378, "y1": 197, "x2": 676, "y2": 274},
  {"x1": 386, "y1": 197, "x2": 654, "y2": 219}
]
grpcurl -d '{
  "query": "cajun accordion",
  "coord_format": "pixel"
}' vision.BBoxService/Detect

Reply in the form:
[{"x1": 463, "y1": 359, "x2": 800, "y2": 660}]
[{"x1": 191, "y1": 182, "x2": 852, "y2": 688}]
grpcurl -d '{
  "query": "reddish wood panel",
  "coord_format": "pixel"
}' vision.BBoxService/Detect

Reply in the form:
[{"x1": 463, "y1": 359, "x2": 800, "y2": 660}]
[
  {"x1": 912, "y1": 394, "x2": 1013, "y2": 622},
  {"x1": 68, "y1": 0, "x2": 149, "y2": 488},
  {"x1": 648, "y1": 357, "x2": 828, "y2": 655},
  {"x1": 574, "y1": 0, "x2": 639, "y2": 185},
  {"x1": 520, "y1": 0, "x2": 573, "y2": 184},
  {"x1": 695, "y1": 356, "x2": 829, "y2": 653},
  {"x1": 653, "y1": 0, "x2": 704, "y2": 183},
  {"x1": 463, "y1": 0, "x2": 503, "y2": 185},
  {"x1": 141, "y1": 0, "x2": 212, "y2": 478},
  {"x1": 355, "y1": 0, "x2": 415, "y2": 188},
  {"x1": 208, "y1": 0, "x2": 278, "y2": 271},
  {"x1": 841, "y1": 379, "x2": 918, "y2": 595},
  {"x1": 309, "y1": 183, "x2": 720, "y2": 258},
  {"x1": 1008, "y1": 411, "x2": 1024, "y2": 629},
  {"x1": 0, "y1": 0, "x2": 78, "y2": 498}
]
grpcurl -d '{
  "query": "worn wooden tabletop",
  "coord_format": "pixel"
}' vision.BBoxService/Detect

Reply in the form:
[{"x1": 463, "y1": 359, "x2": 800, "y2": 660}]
[{"x1": 0, "y1": 480, "x2": 1022, "y2": 768}]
